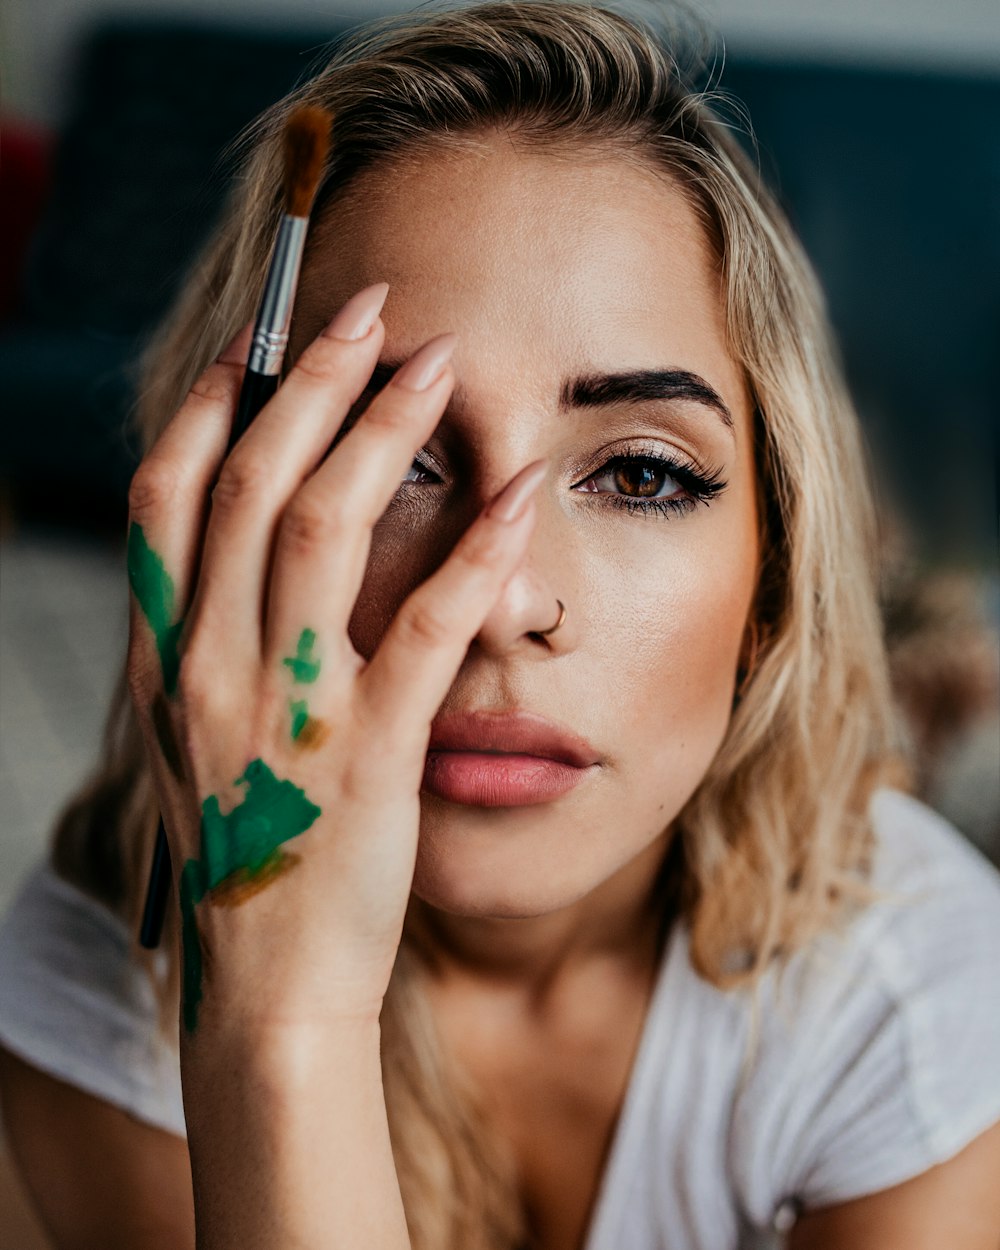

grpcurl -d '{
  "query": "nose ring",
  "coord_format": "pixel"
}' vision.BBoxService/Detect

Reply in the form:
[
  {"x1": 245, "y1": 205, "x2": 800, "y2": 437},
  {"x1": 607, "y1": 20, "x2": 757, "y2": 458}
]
[{"x1": 535, "y1": 599, "x2": 566, "y2": 636}]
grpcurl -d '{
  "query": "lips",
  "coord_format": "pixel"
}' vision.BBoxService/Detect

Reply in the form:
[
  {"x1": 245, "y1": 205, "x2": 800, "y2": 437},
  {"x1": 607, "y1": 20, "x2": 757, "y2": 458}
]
[{"x1": 427, "y1": 708, "x2": 600, "y2": 768}]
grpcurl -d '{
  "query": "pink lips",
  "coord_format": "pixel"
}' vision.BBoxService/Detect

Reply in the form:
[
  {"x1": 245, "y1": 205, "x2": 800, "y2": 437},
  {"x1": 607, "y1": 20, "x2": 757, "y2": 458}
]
[{"x1": 422, "y1": 709, "x2": 601, "y2": 806}]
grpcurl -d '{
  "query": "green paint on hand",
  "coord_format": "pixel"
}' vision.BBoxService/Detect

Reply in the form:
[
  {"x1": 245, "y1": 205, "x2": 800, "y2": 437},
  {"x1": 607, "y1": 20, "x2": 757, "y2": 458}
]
[
  {"x1": 282, "y1": 628, "x2": 321, "y2": 684},
  {"x1": 179, "y1": 759, "x2": 322, "y2": 1032},
  {"x1": 200, "y1": 759, "x2": 321, "y2": 888},
  {"x1": 126, "y1": 522, "x2": 183, "y2": 694},
  {"x1": 290, "y1": 699, "x2": 310, "y2": 740}
]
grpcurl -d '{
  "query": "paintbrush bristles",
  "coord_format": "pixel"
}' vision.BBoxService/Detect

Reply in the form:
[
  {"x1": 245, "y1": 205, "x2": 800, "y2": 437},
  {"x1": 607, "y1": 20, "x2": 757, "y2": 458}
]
[{"x1": 282, "y1": 104, "x2": 332, "y2": 218}]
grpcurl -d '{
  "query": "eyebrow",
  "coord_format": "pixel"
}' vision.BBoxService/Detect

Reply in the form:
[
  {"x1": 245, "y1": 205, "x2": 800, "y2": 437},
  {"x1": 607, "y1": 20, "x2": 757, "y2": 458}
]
[
  {"x1": 562, "y1": 369, "x2": 734, "y2": 436},
  {"x1": 356, "y1": 361, "x2": 734, "y2": 437}
]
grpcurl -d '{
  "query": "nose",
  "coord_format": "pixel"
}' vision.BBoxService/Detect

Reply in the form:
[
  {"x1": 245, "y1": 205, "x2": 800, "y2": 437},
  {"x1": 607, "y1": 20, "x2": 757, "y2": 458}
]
[{"x1": 470, "y1": 490, "x2": 573, "y2": 655}]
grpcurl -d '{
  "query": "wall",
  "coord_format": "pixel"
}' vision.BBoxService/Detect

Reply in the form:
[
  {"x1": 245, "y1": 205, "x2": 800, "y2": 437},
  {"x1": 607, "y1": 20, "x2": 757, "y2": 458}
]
[{"x1": 3, "y1": 0, "x2": 1000, "y2": 126}]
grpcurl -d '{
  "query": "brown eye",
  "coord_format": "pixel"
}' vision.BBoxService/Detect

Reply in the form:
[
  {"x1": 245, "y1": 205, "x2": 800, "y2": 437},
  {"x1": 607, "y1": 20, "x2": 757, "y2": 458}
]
[
  {"x1": 400, "y1": 455, "x2": 437, "y2": 486},
  {"x1": 396, "y1": 449, "x2": 728, "y2": 520},
  {"x1": 577, "y1": 452, "x2": 728, "y2": 520},
  {"x1": 595, "y1": 457, "x2": 681, "y2": 500}
]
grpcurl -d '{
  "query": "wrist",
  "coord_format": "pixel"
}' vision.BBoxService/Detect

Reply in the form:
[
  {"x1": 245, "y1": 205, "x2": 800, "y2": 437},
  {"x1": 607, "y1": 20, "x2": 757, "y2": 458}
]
[
  {"x1": 180, "y1": 1011, "x2": 383, "y2": 1105},
  {"x1": 177, "y1": 1012, "x2": 406, "y2": 1249}
]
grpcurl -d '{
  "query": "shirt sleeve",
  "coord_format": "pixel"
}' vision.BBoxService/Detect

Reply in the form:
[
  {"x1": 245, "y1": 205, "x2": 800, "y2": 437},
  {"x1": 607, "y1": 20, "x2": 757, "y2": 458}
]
[
  {"x1": 0, "y1": 854, "x2": 186, "y2": 1137},
  {"x1": 740, "y1": 792, "x2": 1000, "y2": 1217}
]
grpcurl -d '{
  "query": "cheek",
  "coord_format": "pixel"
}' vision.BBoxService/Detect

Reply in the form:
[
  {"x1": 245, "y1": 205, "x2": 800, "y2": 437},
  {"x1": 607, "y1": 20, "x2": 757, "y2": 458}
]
[
  {"x1": 345, "y1": 514, "x2": 430, "y2": 661},
  {"x1": 623, "y1": 570, "x2": 745, "y2": 724},
  {"x1": 603, "y1": 511, "x2": 757, "y2": 782}
]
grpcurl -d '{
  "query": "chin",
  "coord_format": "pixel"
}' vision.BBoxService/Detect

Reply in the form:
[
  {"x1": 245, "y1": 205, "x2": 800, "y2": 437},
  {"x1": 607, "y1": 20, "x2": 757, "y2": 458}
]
[{"x1": 410, "y1": 818, "x2": 598, "y2": 919}]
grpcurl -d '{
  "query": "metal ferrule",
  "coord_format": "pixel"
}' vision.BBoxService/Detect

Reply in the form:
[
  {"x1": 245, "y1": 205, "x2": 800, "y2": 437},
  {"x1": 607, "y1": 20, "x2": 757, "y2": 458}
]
[{"x1": 248, "y1": 214, "x2": 309, "y2": 376}]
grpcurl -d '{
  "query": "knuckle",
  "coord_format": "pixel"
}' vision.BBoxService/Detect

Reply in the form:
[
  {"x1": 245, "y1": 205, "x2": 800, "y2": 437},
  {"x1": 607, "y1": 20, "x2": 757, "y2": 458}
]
[
  {"x1": 467, "y1": 519, "x2": 512, "y2": 569},
  {"x1": 397, "y1": 595, "x2": 452, "y2": 651},
  {"x1": 212, "y1": 455, "x2": 269, "y2": 510},
  {"x1": 188, "y1": 367, "x2": 237, "y2": 408},
  {"x1": 293, "y1": 334, "x2": 346, "y2": 383},
  {"x1": 280, "y1": 497, "x2": 348, "y2": 555},
  {"x1": 449, "y1": 515, "x2": 512, "y2": 577},
  {"x1": 362, "y1": 396, "x2": 412, "y2": 434},
  {"x1": 128, "y1": 457, "x2": 182, "y2": 519}
]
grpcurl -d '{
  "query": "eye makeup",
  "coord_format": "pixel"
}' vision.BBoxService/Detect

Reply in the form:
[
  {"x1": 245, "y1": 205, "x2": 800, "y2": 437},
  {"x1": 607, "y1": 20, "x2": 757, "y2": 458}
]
[
  {"x1": 400, "y1": 441, "x2": 729, "y2": 521},
  {"x1": 577, "y1": 448, "x2": 728, "y2": 519}
]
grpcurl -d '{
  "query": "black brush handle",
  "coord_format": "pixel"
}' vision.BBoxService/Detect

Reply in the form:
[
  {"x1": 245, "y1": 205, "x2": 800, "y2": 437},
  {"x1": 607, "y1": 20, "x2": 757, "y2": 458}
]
[
  {"x1": 231, "y1": 368, "x2": 279, "y2": 448},
  {"x1": 139, "y1": 819, "x2": 173, "y2": 949},
  {"x1": 138, "y1": 367, "x2": 281, "y2": 949}
]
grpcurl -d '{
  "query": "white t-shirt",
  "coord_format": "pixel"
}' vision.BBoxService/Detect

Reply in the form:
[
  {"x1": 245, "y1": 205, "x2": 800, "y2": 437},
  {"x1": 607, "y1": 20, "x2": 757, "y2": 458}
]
[{"x1": 1, "y1": 786, "x2": 999, "y2": 1249}]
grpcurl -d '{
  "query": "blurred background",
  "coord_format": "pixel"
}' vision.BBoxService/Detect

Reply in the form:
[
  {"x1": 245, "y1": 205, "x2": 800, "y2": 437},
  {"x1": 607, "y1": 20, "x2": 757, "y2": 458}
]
[{"x1": 0, "y1": 0, "x2": 998, "y2": 1238}]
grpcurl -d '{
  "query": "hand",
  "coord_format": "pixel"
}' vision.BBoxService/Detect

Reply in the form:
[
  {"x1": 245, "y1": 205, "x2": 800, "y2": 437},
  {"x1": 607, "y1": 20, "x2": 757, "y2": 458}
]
[{"x1": 126, "y1": 281, "x2": 547, "y2": 1039}]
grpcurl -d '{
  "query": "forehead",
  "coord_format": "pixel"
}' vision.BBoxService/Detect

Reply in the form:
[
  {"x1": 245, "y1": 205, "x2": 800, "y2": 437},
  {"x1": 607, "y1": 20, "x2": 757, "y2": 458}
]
[{"x1": 296, "y1": 136, "x2": 746, "y2": 424}]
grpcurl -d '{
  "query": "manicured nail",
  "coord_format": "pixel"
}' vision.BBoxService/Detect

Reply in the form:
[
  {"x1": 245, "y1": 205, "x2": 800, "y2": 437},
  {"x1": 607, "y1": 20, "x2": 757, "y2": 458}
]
[
  {"x1": 487, "y1": 459, "x2": 548, "y2": 523},
  {"x1": 324, "y1": 282, "x2": 390, "y2": 341},
  {"x1": 393, "y1": 333, "x2": 458, "y2": 392}
]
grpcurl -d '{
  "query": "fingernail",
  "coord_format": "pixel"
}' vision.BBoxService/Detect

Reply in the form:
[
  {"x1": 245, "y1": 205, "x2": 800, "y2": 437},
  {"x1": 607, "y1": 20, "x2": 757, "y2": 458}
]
[
  {"x1": 487, "y1": 459, "x2": 548, "y2": 523},
  {"x1": 325, "y1": 282, "x2": 390, "y2": 341},
  {"x1": 393, "y1": 333, "x2": 458, "y2": 392}
]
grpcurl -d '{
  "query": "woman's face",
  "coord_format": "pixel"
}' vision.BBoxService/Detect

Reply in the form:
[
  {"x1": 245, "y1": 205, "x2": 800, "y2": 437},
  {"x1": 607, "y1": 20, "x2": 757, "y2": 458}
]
[{"x1": 290, "y1": 137, "x2": 759, "y2": 934}]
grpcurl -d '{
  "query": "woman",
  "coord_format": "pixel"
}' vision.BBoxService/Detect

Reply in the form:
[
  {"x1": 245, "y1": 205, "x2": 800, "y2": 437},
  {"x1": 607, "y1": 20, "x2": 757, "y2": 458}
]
[{"x1": 1, "y1": 3, "x2": 998, "y2": 1247}]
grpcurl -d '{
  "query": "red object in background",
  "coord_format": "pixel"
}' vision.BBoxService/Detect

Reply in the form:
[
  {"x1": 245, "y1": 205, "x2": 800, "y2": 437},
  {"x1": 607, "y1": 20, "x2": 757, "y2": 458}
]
[{"x1": 0, "y1": 117, "x2": 54, "y2": 323}]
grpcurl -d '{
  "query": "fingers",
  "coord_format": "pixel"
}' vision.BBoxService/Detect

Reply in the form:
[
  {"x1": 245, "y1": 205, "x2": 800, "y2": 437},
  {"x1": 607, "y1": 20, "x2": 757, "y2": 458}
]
[
  {"x1": 188, "y1": 282, "x2": 390, "y2": 660},
  {"x1": 126, "y1": 320, "x2": 253, "y2": 696},
  {"x1": 356, "y1": 458, "x2": 549, "y2": 764},
  {"x1": 262, "y1": 332, "x2": 460, "y2": 693}
]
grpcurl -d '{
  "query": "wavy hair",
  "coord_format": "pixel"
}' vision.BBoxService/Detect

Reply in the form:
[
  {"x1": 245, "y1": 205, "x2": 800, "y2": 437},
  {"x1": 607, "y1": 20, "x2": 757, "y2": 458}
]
[{"x1": 52, "y1": 3, "x2": 913, "y2": 1245}]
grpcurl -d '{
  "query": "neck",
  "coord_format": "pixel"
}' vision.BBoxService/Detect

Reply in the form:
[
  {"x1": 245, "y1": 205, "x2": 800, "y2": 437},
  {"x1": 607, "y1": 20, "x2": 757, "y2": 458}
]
[{"x1": 404, "y1": 829, "x2": 679, "y2": 1006}]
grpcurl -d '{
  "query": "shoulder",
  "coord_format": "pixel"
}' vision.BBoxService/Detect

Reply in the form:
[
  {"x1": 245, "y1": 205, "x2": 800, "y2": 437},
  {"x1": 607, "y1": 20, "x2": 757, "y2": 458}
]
[
  {"x1": 771, "y1": 786, "x2": 1000, "y2": 1064},
  {"x1": 861, "y1": 786, "x2": 1000, "y2": 1097},
  {"x1": 0, "y1": 854, "x2": 186, "y2": 1138},
  {"x1": 867, "y1": 784, "x2": 1000, "y2": 906},
  {"x1": 729, "y1": 787, "x2": 1000, "y2": 1224}
]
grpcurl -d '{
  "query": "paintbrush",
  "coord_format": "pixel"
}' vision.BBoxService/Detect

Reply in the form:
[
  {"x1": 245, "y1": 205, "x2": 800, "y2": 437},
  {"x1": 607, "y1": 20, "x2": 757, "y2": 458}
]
[{"x1": 139, "y1": 104, "x2": 333, "y2": 949}]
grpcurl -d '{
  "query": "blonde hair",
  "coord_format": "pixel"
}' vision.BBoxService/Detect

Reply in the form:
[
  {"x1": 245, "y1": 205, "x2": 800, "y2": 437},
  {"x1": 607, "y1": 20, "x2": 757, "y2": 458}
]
[{"x1": 53, "y1": 3, "x2": 913, "y2": 1245}]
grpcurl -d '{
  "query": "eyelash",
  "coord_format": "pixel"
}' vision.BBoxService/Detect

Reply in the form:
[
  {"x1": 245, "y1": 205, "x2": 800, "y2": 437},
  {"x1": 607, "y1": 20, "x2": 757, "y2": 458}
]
[
  {"x1": 403, "y1": 443, "x2": 728, "y2": 520},
  {"x1": 584, "y1": 447, "x2": 728, "y2": 518}
]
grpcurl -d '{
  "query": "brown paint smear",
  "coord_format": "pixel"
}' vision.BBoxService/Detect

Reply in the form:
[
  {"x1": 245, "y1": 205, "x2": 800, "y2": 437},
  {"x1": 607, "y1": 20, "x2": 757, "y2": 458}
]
[
  {"x1": 208, "y1": 849, "x2": 302, "y2": 908},
  {"x1": 152, "y1": 691, "x2": 185, "y2": 781},
  {"x1": 293, "y1": 716, "x2": 331, "y2": 751}
]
